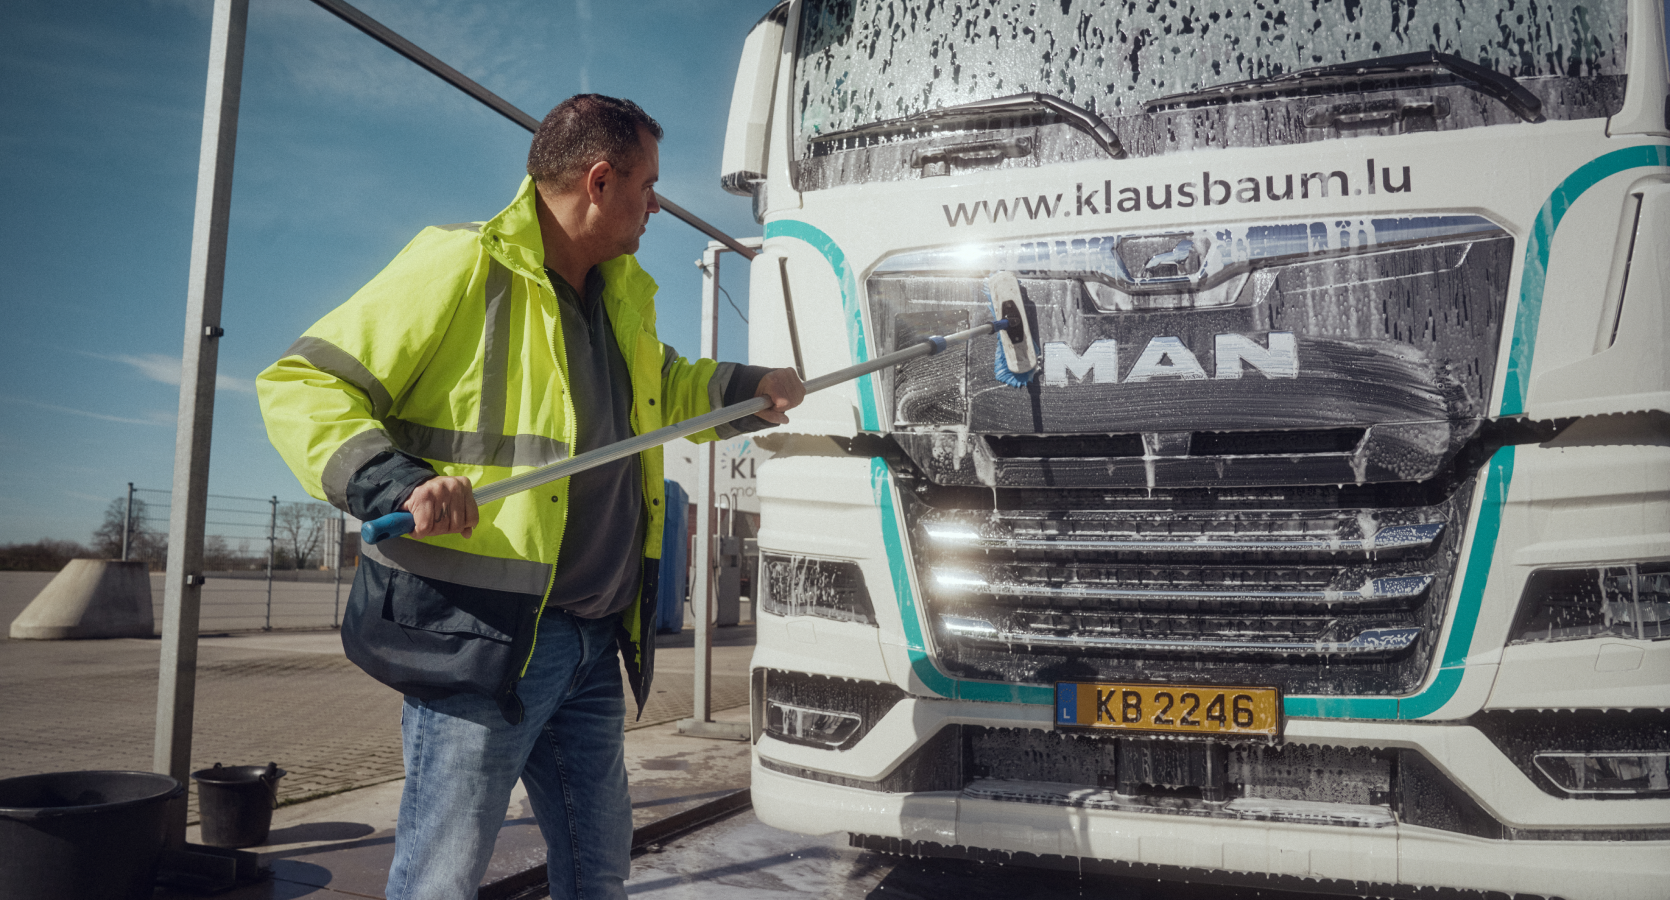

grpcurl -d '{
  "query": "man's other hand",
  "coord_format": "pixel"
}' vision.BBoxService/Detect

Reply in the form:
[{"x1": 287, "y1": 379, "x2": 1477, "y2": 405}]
[
  {"x1": 403, "y1": 476, "x2": 478, "y2": 538},
  {"x1": 754, "y1": 368, "x2": 806, "y2": 425}
]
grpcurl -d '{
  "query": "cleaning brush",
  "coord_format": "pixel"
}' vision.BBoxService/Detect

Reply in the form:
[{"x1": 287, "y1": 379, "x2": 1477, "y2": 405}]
[
  {"x1": 988, "y1": 271, "x2": 1039, "y2": 388},
  {"x1": 361, "y1": 272, "x2": 1040, "y2": 544}
]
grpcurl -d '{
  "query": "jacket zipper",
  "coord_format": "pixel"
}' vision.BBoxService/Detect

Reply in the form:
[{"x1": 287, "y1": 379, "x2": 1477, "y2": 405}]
[{"x1": 520, "y1": 266, "x2": 575, "y2": 678}]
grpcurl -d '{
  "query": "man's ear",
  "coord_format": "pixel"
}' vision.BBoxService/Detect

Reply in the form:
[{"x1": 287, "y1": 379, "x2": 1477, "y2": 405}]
[{"x1": 584, "y1": 159, "x2": 614, "y2": 206}]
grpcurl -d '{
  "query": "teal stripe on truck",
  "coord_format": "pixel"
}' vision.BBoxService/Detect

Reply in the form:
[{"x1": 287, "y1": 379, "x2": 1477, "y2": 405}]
[
  {"x1": 1499, "y1": 143, "x2": 1670, "y2": 417},
  {"x1": 762, "y1": 220, "x2": 881, "y2": 431}
]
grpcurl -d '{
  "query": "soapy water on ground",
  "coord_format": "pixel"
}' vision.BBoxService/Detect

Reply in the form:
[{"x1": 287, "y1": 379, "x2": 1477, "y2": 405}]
[{"x1": 627, "y1": 807, "x2": 1372, "y2": 899}]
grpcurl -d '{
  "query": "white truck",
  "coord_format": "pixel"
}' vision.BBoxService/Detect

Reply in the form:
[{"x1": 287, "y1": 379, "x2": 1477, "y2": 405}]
[{"x1": 722, "y1": 1, "x2": 1670, "y2": 897}]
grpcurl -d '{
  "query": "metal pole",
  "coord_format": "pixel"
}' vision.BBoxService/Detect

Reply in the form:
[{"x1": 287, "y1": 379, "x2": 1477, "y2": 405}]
[
  {"x1": 677, "y1": 243, "x2": 745, "y2": 740},
  {"x1": 266, "y1": 496, "x2": 276, "y2": 631},
  {"x1": 652, "y1": 194, "x2": 757, "y2": 261},
  {"x1": 303, "y1": 0, "x2": 756, "y2": 260},
  {"x1": 121, "y1": 483, "x2": 134, "y2": 562},
  {"x1": 695, "y1": 244, "x2": 719, "y2": 725},
  {"x1": 154, "y1": 0, "x2": 246, "y2": 847},
  {"x1": 307, "y1": 0, "x2": 536, "y2": 130}
]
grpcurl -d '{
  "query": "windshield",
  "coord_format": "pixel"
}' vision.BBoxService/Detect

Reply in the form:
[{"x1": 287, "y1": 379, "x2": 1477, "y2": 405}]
[{"x1": 794, "y1": 0, "x2": 1628, "y2": 178}]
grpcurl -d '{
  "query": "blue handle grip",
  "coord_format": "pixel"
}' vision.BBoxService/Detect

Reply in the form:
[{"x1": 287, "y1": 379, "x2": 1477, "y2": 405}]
[{"x1": 361, "y1": 512, "x2": 415, "y2": 545}]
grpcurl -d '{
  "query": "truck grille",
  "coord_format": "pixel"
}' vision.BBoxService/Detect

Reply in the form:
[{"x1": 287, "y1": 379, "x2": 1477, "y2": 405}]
[{"x1": 900, "y1": 480, "x2": 1473, "y2": 695}]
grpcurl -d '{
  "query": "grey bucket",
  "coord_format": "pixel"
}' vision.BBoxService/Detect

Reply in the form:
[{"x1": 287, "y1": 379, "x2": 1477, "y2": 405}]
[{"x1": 0, "y1": 770, "x2": 184, "y2": 900}]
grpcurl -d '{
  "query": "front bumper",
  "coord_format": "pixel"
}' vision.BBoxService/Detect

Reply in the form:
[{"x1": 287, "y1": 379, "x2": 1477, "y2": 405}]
[
  {"x1": 751, "y1": 695, "x2": 1670, "y2": 899},
  {"x1": 753, "y1": 758, "x2": 1669, "y2": 900}
]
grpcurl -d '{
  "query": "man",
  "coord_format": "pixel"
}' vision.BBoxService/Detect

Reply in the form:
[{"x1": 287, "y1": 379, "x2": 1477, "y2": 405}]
[{"x1": 257, "y1": 95, "x2": 803, "y2": 900}]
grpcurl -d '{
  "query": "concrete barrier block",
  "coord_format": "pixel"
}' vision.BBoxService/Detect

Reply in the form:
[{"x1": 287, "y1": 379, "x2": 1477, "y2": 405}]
[{"x1": 9, "y1": 559, "x2": 155, "y2": 639}]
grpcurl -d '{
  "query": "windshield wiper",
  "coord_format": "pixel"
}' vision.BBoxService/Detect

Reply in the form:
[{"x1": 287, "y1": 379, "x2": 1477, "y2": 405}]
[
  {"x1": 1144, "y1": 51, "x2": 1544, "y2": 124},
  {"x1": 811, "y1": 92, "x2": 1126, "y2": 159}
]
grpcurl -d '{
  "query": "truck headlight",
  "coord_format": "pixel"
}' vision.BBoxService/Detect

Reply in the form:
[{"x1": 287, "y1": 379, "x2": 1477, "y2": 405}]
[
  {"x1": 758, "y1": 553, "x2": 875, "y2": 625},
  {"x1": 754, "y1": 669, "x2": 908, "y2": 750},
  {"x1": 765, "y1": 701, "x2": 862, "y2": 749},
  {"x1": 1509, "y1": 562, "x2": 1669, "y2": 644}
]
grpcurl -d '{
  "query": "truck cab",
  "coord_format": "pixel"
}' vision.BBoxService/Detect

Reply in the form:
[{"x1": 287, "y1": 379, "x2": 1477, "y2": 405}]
[{"x1": 725, "y1": 2, "x2": 1670, "y2": 897}]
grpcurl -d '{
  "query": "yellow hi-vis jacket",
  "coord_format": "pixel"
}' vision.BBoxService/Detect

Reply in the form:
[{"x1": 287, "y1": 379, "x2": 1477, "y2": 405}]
[{"x1": 257, "y1": 176, "x2": 726, "y2": 712}]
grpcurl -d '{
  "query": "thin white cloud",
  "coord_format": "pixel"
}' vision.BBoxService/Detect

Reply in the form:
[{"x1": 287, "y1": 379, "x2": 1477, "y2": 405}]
[
  {"x1": 111, "y1": 352, "x2": 183, "y2": 385},
  {"x1": 0, "y1": 395, "x2": 167, "y2": 427},
  {"x1": 218, "y1": 374, "x2": 257, "y2": 396},
  {"x1": 82, "y1": 351, "x2": 256, "y2": 395}
]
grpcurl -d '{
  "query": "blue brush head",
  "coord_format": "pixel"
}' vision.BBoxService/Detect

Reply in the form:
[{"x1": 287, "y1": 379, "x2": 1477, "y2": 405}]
[
  {"x1": 985, "y1": 277, "x2": 1038, "y2": 388},
  {"x1": 994, "y1": 341, "x2": 1036, "y2": 387}
]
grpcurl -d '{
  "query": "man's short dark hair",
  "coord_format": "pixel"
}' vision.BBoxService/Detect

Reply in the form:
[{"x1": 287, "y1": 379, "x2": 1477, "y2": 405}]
[{"x1": 527, "y1": 94, "x2": 663, "y2": 192}]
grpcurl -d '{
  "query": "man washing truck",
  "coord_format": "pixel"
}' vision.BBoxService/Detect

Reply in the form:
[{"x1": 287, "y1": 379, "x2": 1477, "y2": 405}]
[
  {"x1": 730, "y1": 1, "x2": 1670, "y2": 898},
  {"x1": 258, "y1": 94, "x2": 803, "y2": 900}
]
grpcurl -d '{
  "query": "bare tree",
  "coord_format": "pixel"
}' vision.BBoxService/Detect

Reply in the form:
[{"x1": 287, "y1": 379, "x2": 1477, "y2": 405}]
[
  {"x1": 201, "y1": 534, "x2": 253, "y2": 571},
  {"x1": 92, "y1": 496, "x2": 166, "y2": 568},
  {"x1": 275, "y1": 502, "x2": 335, "y2": 570}
]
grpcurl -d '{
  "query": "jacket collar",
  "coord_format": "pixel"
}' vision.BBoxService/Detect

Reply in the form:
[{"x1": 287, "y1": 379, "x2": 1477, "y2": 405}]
[
  {"x1": 480, "y1": 176, "x2": 659, "y2": 321},
  {"x1": 480, "y1": 176, "x2": 546, "y2": 283}
]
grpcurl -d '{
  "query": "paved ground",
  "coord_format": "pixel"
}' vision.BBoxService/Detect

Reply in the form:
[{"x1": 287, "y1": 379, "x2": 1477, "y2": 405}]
[
  {"x1": 3, "y1": 572, "x2": 1365, "y2": 900},
  {"x1": 174, "y1": 706, "x2": 756, "y2": 899},
  {"x1": 0, "y1": 571, "x2": 752, "y2": 821}
]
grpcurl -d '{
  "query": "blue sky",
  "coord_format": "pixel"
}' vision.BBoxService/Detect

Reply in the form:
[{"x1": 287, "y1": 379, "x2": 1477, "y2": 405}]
[{"x1": 1, "y1": 0, "x2": 770, "y2": 545}]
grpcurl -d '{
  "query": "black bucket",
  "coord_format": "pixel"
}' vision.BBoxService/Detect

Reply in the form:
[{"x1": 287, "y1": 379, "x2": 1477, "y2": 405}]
[
  {"x1": 191, "y1": 762, "x2": 286, "y2": 848},
  {"x1": 0, "y1": 770, "x2": 184, "y2": 900}
]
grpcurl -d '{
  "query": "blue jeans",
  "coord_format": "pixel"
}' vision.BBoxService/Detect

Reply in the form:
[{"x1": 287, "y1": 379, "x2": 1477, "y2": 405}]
[{"x1": 386, "y1": 610, "x2": 631, "y2": 900}]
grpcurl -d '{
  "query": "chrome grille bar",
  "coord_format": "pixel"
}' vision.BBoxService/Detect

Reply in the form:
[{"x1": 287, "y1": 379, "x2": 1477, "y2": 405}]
[
  {"x1": 923, "y1": 521, "x2": 1444, "y2": 556},
  {"x1": 932, "y1": 571, "x2": 1434, "y2": 604},
  {"x1": 941, "y1": 614, "x2": 1421, "y2": 656},
  {"x1": 903, "y1": 465, "x2": 1473, "y2": 691}
]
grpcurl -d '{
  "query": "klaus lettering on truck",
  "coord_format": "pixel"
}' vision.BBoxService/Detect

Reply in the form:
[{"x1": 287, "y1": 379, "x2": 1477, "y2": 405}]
[{"x1": 1042, "y1": 332, "x2": 1298, "y2": 385}]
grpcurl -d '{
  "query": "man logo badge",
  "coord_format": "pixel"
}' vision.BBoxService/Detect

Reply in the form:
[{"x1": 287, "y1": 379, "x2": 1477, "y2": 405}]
[{"x1": 1042, "y1": 333, "x2": 1298, "y2": 385}]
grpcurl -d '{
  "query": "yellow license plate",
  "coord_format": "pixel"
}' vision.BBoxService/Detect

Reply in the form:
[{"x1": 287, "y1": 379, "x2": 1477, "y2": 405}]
[{"x1": 1055, "y1": 681, "x2": 1283, "y2": 740}]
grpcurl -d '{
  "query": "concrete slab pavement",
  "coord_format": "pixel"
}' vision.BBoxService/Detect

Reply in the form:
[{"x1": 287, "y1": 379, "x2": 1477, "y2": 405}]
[
  {"x1": 161, "y1": 706, "x2": 754, "y2": 899},
  {"x1": 2, "y1": 569, "x2": 754, "y2": 821},
  {"x1": 4, "y1": 568, "x2": 760, "y2": 896}
]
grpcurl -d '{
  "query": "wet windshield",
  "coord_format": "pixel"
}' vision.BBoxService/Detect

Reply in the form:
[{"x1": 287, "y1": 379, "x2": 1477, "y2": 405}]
[{"x1": 794, "y1": 0, "x2": 1628, "y2": 173}]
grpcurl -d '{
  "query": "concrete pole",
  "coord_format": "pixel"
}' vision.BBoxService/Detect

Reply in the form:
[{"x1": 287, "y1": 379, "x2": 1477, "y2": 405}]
[{"x1": 154, "y1": 0, "x2": 247, "y2": 847}]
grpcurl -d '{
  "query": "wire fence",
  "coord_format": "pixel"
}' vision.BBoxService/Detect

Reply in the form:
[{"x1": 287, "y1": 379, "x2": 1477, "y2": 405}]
[{"x1": 119, "y1": 487, "x2": 355, "y2": 634}]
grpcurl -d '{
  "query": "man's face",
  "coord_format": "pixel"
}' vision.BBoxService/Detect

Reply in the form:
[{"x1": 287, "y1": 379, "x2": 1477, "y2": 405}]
[{"x1": 597, "y1": 127, "x2": 660, "y2": 258}]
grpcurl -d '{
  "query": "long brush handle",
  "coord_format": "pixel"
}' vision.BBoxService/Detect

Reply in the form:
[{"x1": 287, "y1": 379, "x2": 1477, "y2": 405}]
[{"x1": 361, "y1": 318, "x2": 1011, "y2": 543}]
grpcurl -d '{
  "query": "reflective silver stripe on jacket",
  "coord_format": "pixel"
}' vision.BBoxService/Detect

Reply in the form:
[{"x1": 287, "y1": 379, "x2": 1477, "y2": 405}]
[
  {"x1": 363, "y1": 536, "x2": 554, "y2": 596},
  {"x1": 285, "y1": 336, "x2": 394, "y2": 418},
  {"x1": 710, "y1": 361, "x2": 748, "y2": 439},
  {"x1": 321, "y1": 428, "x2": 396, "y2": 509},
  {"x1": 479, "y1": 259, "x2": 512, "y2": 435},
  {"x1": 708, "y1": 361, "x2": 738, "y2": 412},
  {"x1": 288, "y1": 251, "x2": 568, "y2": 475},
  {"x1": 283, "y1": 335, "x2": 399, "y2": 508},
  {"x1": 383, "y1": 419, "x2": 567, "y2": 469}
]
